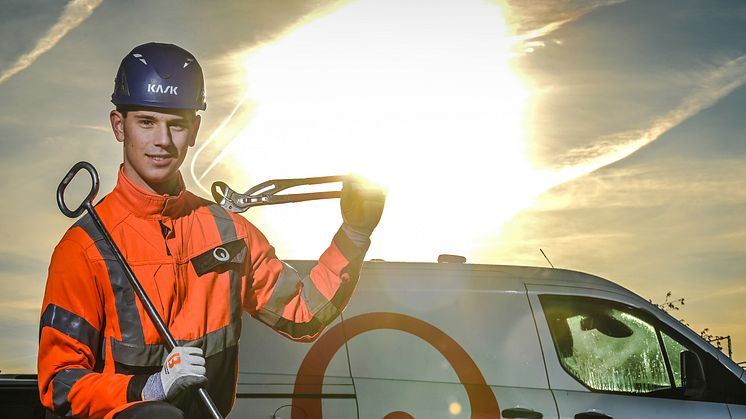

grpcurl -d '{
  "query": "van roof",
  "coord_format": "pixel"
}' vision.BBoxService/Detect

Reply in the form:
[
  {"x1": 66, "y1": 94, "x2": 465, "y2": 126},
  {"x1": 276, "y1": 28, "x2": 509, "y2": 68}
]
[{"x1": 286, "y1": 259, "x2": 635, "y2": 297}]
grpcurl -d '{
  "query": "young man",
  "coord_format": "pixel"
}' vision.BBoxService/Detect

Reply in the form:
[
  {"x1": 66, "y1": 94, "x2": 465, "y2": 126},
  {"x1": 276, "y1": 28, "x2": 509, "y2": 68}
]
[{"x1": 38, "y1": 42, "x2": 385, "y2": 418}]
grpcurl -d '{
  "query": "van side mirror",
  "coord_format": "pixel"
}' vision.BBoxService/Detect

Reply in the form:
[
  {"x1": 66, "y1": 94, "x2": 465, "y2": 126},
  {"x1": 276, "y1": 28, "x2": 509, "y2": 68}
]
[{"x1": 681, "y1": 350, "x2": 706, "y2": 398}]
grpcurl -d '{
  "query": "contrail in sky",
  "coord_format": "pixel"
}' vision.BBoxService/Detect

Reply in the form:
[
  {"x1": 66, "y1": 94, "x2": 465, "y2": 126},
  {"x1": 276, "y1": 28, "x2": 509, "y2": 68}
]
[
  {"x1": 508, "y1": 0, "x2": 627, "y2": 45},
  {"x1": 505, "y1": 1, "x2": 746, "y2": 183},
  {"x1": 0, "y1": 0, "x2": 103, "y2": 85},
  {"x1": 554, "y1": 54, "x2": 746, "y2": 183},
  {"x1": 190, "y1": 94, "x2": 251, "y2": 195}
]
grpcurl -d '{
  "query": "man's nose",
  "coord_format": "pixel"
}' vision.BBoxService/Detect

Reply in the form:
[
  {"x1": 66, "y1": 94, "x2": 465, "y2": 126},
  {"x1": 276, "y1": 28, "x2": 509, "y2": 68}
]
[{"x1": 153, "y1": 123, "x2": 172, "y2": 146}]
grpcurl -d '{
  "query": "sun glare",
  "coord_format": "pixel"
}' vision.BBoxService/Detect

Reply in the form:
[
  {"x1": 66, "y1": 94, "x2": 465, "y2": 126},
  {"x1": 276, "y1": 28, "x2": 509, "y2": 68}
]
[{"x1": 199, "y1": 0, "x2": 547, "y2": 261}]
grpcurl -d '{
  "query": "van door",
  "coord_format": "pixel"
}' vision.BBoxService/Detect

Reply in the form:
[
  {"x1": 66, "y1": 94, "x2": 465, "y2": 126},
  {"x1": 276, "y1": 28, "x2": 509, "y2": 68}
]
[
  {"x1": 527, "y1": 285, "x2": 744, "y2": 419},
  {"x1": 342, "y1": 264, "x2": 558, "y2": 418}
]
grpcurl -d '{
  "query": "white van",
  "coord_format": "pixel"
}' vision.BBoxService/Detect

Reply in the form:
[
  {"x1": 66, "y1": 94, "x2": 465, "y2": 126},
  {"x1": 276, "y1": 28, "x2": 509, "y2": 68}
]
[{"x1": 230, "y1": 260, "x2": 746, "y2": 419}]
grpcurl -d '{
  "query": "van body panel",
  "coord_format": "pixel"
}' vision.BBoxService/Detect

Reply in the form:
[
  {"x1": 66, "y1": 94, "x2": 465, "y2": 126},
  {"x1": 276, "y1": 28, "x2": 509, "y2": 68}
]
[{"x1": 344, "y1": 264, "x2": 546, "y2": 389}]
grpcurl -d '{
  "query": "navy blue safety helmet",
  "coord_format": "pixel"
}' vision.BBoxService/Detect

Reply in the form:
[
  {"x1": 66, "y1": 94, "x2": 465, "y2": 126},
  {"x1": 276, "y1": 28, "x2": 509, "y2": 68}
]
[{"x1": 111, "y1": 42, "x2": 207, "y2": 110}]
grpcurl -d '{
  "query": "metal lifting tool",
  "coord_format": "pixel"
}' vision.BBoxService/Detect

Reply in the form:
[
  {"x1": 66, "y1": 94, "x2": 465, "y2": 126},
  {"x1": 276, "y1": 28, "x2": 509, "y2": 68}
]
[{"x1": 211, "y1": 175, "x2": 344, "y2": 213}]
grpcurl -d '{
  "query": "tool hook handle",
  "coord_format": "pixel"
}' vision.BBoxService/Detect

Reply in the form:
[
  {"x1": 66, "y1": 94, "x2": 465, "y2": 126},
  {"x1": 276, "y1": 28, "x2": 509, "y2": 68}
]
[
  {"x1": 211, "y1": 181, "x2": 230, "y2": 205},
  {"x1": 57, "y1": 161, "x2": 100, "y2": 218}
]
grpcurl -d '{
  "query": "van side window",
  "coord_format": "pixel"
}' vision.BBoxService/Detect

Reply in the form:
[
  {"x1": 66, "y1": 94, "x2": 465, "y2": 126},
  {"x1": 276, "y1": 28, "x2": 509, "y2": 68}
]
[
  {"x1": 540, "y1": 295, "x2": 672, "y2": 394},
  {"x1": 539, "y1": 295, "x2": 746, "y2": 404},
  {"x1": 661, "y1": 331, "x2": 688, "y2": 388}
]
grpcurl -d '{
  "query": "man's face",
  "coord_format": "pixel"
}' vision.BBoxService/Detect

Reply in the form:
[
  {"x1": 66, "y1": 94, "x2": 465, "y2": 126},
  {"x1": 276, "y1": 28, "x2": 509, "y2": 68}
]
[{"x1": 110, "y1": 108, "x2": 201, "y2": 195}]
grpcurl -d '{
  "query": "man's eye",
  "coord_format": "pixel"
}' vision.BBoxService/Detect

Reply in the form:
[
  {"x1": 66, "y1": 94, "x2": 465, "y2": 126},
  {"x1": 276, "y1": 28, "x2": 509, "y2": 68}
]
[{"x1": 139, "y1": 120, "x2": 154, "y2": 127}]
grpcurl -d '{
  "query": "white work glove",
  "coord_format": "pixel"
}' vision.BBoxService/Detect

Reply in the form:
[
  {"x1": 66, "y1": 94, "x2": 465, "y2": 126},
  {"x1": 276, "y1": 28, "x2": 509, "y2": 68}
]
[
  {"x1": 142, "y1": 346, "x2": 207, "y2": 401},
  {"x1": 340, "y1": 176, "x2": 386, "y2": 242}
]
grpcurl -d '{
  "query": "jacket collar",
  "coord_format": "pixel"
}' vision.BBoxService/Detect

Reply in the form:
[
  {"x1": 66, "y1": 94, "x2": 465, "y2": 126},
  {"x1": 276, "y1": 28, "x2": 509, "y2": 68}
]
[{"x1": 112, "y1": 166, "x2": 190, "y2": 219}]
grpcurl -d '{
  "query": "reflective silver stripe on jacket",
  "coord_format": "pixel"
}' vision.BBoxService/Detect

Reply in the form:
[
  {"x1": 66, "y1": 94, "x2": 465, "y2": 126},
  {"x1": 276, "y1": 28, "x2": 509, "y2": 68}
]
[
  {"x1": 301, "y1": 271, "x2": 333, "y2": 315},
  {"x1": 110, "y1": 321, "x2": 241, "y2": 367},
  {"x1": 40, "y1": 304, "x2": 100, "y2": 360},
  {"x1": 258, "y1": 262, "x2": 303, "y2": 320},
  {"x1": 52, "y1": 368, "x2": 92, "y2": 416},
  {"x1": 74, "y1": 216, "x2": 145, "y2": 346},
  {"x1": 254, "y1": 263, "x2": 340, "y2": 334},
  {"x1": 208, "y1": 204, "x2": 243, "y2": 325}
]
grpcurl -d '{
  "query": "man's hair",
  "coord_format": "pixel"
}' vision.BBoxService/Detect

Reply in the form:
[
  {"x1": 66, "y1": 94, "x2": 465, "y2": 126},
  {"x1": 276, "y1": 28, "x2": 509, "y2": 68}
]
[
  {"x1": 116, "y1": 105, "x2": 133, "y2": 118},
  {"x1": 116, "y1": 105, "x2": 197, "y2": 121}
]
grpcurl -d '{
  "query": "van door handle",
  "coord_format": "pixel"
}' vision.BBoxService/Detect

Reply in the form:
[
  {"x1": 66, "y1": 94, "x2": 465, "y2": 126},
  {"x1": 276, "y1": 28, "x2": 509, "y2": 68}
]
[
  {"x1": 502, "y1": 407, "x2": 543, "y2": 418},
  {"x1": 575, "y1": 412, "x2": 613, "y2": 419}
]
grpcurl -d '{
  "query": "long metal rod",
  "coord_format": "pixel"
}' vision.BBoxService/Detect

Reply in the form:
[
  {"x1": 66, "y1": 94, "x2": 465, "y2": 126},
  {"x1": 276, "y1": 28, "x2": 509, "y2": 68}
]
[
  {"x1": 57, "y1": 162, "x2": 223, "y2": 419},
  {"x1": 84, "y1": 204, "x2": 224, "y2": 418}
]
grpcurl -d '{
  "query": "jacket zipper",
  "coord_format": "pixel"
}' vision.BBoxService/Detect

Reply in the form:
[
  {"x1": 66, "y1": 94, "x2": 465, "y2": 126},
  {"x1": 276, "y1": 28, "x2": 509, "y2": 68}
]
[{"x1": 159, "y1": 220, "x2": 172, "y2": 256}]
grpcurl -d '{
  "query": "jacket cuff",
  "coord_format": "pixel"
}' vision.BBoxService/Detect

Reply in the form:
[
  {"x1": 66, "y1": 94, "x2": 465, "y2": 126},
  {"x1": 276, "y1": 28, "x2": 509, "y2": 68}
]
[
  {"x1": 127, "y1": 374, "x2": 151, "y2": 402},
  {"x1": 334, "y1": 226, "x2": 369, "y2": 262},
  {"x1": 341, "y1": 224, "x2": 372, "y2": 248}
]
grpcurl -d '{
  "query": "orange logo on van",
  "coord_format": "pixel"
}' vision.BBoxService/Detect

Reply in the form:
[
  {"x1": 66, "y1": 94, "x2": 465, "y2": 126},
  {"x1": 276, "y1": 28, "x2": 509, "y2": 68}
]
[
  {"x1": 167, "y1": 353, "x2": 181, "y2": 369},
  {"x1": 291, "y1": 312, "x2": 501, "y2": 418}
]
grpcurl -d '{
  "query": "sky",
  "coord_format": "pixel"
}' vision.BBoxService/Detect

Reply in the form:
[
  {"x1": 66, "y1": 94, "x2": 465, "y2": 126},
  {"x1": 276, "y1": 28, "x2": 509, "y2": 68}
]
[{"x1": 0, "y1": 0, "x2": 744, "y2": 373}]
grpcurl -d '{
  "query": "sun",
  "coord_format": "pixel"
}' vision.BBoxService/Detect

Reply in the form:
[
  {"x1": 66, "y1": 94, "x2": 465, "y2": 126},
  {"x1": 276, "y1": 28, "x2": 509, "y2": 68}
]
[{"x1": 196, "y1": 0, "x2": 541, "y2": 261}]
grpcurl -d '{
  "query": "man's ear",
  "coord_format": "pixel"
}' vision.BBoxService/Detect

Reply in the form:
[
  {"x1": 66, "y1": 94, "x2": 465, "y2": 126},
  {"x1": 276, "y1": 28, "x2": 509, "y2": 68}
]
[
  {"x1": 110, "y1": 110, "x2": 125, "y2": 143},
  {"x1": 189, "y1": 114, "x2": 201, "y2": 147}
]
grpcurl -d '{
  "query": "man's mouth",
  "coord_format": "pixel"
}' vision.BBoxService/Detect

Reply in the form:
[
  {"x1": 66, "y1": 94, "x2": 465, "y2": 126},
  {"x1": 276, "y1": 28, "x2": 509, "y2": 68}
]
[{"x1": 147, "y1": 154, "x2": 175, "y2": 164}]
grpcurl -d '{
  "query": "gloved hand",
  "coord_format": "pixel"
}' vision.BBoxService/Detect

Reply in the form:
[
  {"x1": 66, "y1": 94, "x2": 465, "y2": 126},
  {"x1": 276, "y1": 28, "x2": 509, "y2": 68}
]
[
  {"x1": 340, "y1": 175, "x2": 386, "y2": 236},
  {"x1": 142, "y1": 346, "x2": 207, "y2": 401}
]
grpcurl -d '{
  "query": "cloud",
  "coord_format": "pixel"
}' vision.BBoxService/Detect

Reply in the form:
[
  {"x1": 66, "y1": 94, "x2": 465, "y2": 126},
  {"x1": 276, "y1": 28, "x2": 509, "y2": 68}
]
[
  {"x1": 0, "y1": 252, "x2": 46, "y2": 276},
  {"x1": 0, "y1": 299, "x2": 40, "y2": 373},
  {"x1": 504, "y1": 0, "x2": 628, "y2": 46},
  {"x1": 0, "y1": 0, "x2": 102, "y2": 85},
  {"x1": 76, "y1": 124, "x2": 110, "y2": 133},
  {"x1": 535, "y1": 158, "x2": 746, "y2": 212},
  {"x1": 551, "y1": 54, "x2": 746, "y2": 182}
]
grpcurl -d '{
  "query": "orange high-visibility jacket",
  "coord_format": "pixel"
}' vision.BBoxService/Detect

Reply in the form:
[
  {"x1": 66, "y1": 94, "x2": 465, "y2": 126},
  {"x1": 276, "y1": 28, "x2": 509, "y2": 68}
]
[{"x1": 38, "y1": 169, "x2": 368, "y2": 418}]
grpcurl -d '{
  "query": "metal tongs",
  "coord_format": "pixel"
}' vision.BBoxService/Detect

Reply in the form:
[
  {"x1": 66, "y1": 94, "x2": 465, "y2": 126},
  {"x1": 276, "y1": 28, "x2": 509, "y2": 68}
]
[{"x1": 211, "y1": 175, "x2": 345, "y2": 213}]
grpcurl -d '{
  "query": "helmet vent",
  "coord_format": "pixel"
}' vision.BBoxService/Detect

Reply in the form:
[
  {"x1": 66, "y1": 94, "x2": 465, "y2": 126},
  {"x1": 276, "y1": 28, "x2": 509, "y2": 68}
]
[
  {"x1": 115, "y1": 70, "x2": 130, "y2": 97},
  {"x1": 132, "y1": 53, "x2": 147, "y2": 65}
]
